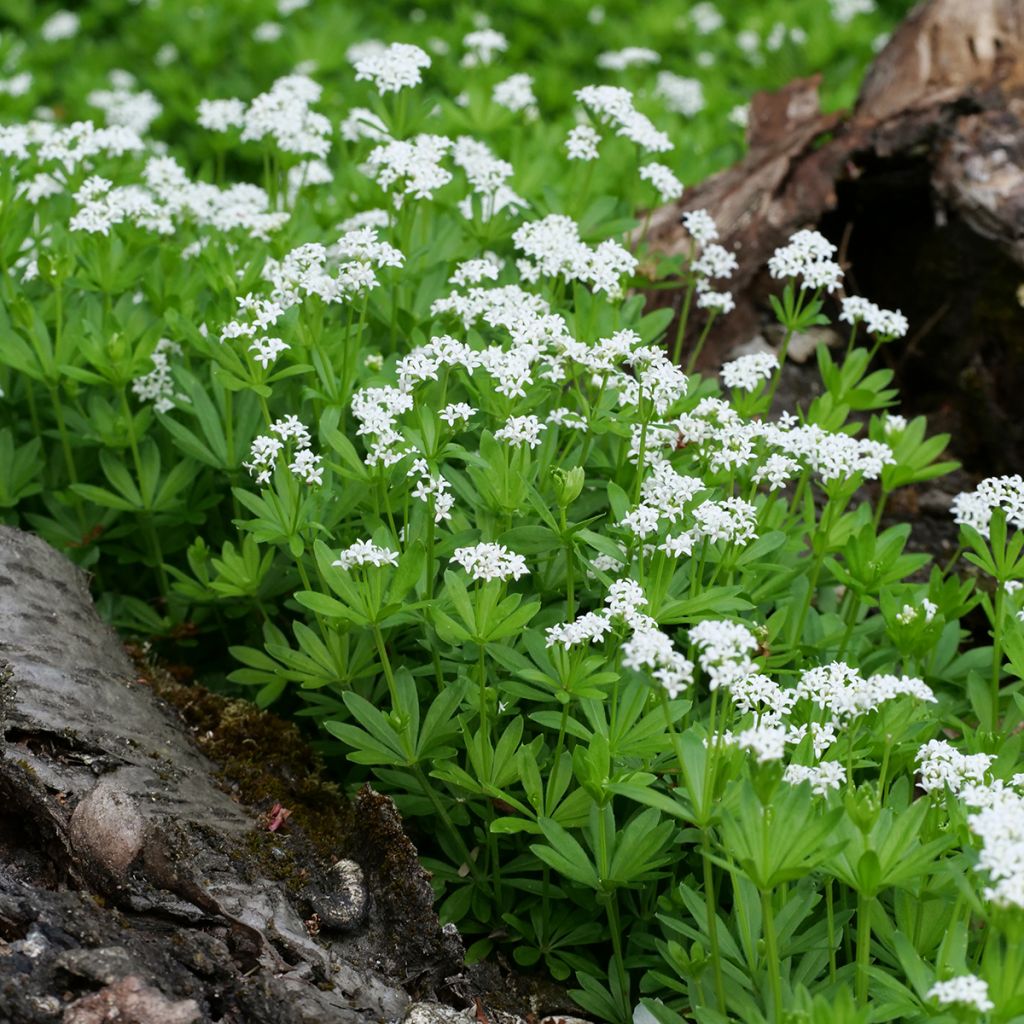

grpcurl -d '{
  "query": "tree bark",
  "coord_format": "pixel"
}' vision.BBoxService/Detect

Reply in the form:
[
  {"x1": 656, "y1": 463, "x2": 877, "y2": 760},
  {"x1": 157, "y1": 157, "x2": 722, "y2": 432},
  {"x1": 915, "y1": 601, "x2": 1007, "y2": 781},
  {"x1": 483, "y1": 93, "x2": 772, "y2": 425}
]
[
  {"x1": 0, "y1": 526, "x2": 464, "y2": 1024},
  {"x1": 646, "y1": 0, "x2": 1024, "y2": 473}
]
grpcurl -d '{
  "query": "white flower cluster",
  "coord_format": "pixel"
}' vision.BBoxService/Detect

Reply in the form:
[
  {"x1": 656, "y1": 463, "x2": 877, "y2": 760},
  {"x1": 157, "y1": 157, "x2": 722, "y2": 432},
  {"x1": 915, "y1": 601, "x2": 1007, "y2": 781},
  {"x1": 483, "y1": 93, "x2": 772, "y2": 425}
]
[
  {"x1": 332, "y1": 540, "x2": 400, "y2": 570},
  {"x1": 68, "y1": 155, "x2": 289, "y2": 240},
  {"x1": 513, "y1": 213, "x2": 638, "y2": 297},
  {"x1": 639, "y1": 163, "x2": 683, "y2": 203},
  {"x1": 495, "y1": 414, "x2": 546, "y2": 448},
  {"x1": 618, "y1": 341, "x2": 690, "y2": 415},
  {"x1": 689, "y1": 619, "x2": 759, "y2": 691},
  {"x1": 365, "y1": 133, "x2": 454, "y2": 202},
  {"x1": 453, "y1": 136, "x2": 526, "y2": 221},
  {"x1": 720, "y1": 352, "x2": 778, "y2": 392},
  {"x1": 655, "y1": 72, "x2": 705, "y2": 116},
  {"x1": 951, "y1": 475, "x2": 1024, "y2": 539},
  {"x1": 682, "y1": 208, "x2": 719, "y2": 246},
  {"x1": 927, "y1": 976, "x2": 994, "y2": 1013},
  {"x1": 597, "y1": 48, "x2": 660, "y2": 71},
  {"x1": 830, "y1": 0, "x2": 876, "y2": 24},
  {"x1": 40, "y1": 10, "x2": 80, "y2": 42},
  {"x1": 131, "y1": 339, "x2": 185, "y2": 413},
  {"x1": 240, "y1": 75, "x2": 331, "y2": 158},
  {"x1": 767, "y1": 229, "x2": 844, "y2": 293},
  {"x1": 916, "y1": 739, "x2": 994, "y2": 795},
  {"x1": 690, "y1": 2, "x2": 725, "y2": 33},
  {"x1": 244, "y1": 416, "x2": 323, "y2": 486},
  {"x1": 783, "y1": 761, "x2": 847, "y2": 795},
  {"x1": 0, "y1": 72, "x2": 32, "y2": 98},
  {"x1": 450, "y1": 542, "x2": 529, "y2": 582},
  {"x1": 461, "y1": 28, "x2": 508, "y2": 67},
  {"x1": 547, "y1": 579, "x2": 693, "y2": 698},
  {"x1": 87, "y1": 71, "x2": 162, "y2": 136},
  {"x1": 839, "y1": 296, "x2": 909, "y2": 339},
  {"x1": 449, "y1": 254, "x2": 502, "y2": 287},
  {"x1": 895, "y1": 597, "x2": 937, "y2": 625},
  {"x1": 354, "y1": 42, "x2": 431, "y2": 94},
  {"x1": 575, "y1": 84, "x2": 672, "y2": 154},
  {"x1": 0, "y1": 119, "x2": 145, "y2": 172},
  {"x1": 492, "y1": 74, "x2": 538, "y2": 118},
  {"x1": 565, "y1": 124, "x2": 601, "y2": 162},
  {"x1": 796, "y1": 662, "x2": 935, "y2": 721},
  {"x1": 260, "y1": 229, "x2": 404, "y2": 313}
]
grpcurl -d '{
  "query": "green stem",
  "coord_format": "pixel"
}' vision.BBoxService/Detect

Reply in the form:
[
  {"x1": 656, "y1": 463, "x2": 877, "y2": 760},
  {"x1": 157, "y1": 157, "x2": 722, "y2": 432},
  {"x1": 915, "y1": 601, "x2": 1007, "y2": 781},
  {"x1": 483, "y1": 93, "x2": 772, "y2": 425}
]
[
  {"x1": 561, "y1": 507, "x2": 576, "y2": 618},
  {"x1": 856, "y1": 892, "x2": 872, "y2": 1004},
  {"x1": 702, "y1": 829, "x2": 727, "y2": 1011},
  {"x1": 670, "y1": 252, "x2": 696, "y2": 365},
  {"x1": 412, "y1": 764, "x2": 486, "y2": 888},
  {"x1": 373, "y1": 623, "x2": 399, "y2": 707},
  {"x1": 991, "y1": 584, "x2": 1005, "y2": 732},
  {"x1": 761, "y1": 888, "x2": 784, "y2": 1022},
  {"x1": 684, "y1": 311, "x2": 719, "y2": 376},
  {"x1": 826, "y1": 879, "x2": 837, "y2": 983},
  {"x1": 764, "y1": 324, "x2": 796, "y2": 410}
]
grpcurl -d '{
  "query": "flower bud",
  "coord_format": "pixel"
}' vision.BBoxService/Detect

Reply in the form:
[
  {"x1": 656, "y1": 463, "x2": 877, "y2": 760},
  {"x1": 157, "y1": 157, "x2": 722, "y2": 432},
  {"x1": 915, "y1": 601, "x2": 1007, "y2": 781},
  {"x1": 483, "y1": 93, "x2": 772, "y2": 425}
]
[{"x1": 551, "y1": 466, "x2": 585, "y2": 508}]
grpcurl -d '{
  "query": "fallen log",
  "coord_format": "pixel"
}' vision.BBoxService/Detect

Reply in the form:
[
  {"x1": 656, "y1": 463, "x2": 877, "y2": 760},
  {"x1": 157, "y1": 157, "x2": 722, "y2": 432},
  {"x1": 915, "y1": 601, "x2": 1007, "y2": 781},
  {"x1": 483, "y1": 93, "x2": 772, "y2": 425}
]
[
  {"x1": 647, "y1": 0, "x2": 1024, "y2": 475},
  {"x1": 0, "y1": 526, "x2": 466, "y2": 1024}
]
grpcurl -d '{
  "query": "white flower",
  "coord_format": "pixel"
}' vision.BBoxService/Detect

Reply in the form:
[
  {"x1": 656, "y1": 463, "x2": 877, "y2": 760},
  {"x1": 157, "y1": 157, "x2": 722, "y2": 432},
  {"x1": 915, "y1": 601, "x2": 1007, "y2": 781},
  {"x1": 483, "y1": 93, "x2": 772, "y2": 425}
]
[
  {"x1": 493, "y1": 73, "x2": 537, "y2": 117},
  {"x1": 830, "y1": 0, "x2": 876, "y2": 24},
  {"x1": 784, "y1": 761, "x2": 846, "y2": 795},
  {"x1": 513, "y1": 213, "x2": 637, "y2": 296},
  {"x1": 752, "y1": 453, "x2": 798, "y2": 490},
  {"x1": 951, "y1": 475, "x2": 1024, "y2": 539},
  {"x1": 354, "y1": 42, "x2": 431, "y2": 94},
  {"x1": 365, "y1": 134, "x2": 453, "y2": 201},
  {"x1": 197, "y1": 98, "x2": 247, "y2": 133},
  {"x1": 597, "y1": 47, "x2": 660, "y2": 71},
  {"x1": 916, "y1": 740, "x2": 994, "y2": 795},
  {"x1": 289, "y1": 447, "x2": 323, "y2": 485},
  {"x1": 732, "y1": 723, "x2": 789, "y2": 762},
  {"x1": 623, "y1": 626, "x2": 694, "y2": 698},
  {"x1": 575, "y1": 84, "x2": 672, "y2": 154},
  {"x1": 728, "y1": 103, "x2": 750, "y2": 128},
  {"x1": 565, "y1": 124, "x2": 601, "y2": 162},
  {"x1": 241, "y1": 75, "x2": 331, "y2": 158},
  {"x1": 927, "y1": 976, "x2": 994, "y2": 1014},
  {"x1": 768, "y1": 229, "x2": 843, "y2": 293},
  {"x1": 462, "y1": 28, "x2": 508, "y2": 67},
  {"x1": 546, "y1": 611, "x2": 613, "y2": 649},
  {"x1": 253, "y1": 21, "x2": 284, "y2": 42},
  {"x1": 691, "y1": 2, "x2": 724, "y2": 33},
  {"x1": 721, "y1": 352, "x2": 778, "y2": 391},
  {"x1": 605, "y1": 578, "x2": 651, "y2": 629},
  {"x1": 639, "y1": 163, "x2": 683, "y2": 203},
  {"x1": 693, "y1": 498, "x2": 758, "y2": 544},
  {"x1": 839, "y1": 296, "x2": 909, "y2": 338},
  {"x1": 449, "y1": 255, "x2": 501, "y2": 287},
  {"x1": 333, "y1": 540, "x2": 400, "y2": 570},
  {"x1": 41, "y1": 11, "x2": 80, "y2": 41},
  {"x1": 689, "y1": 619, "x2": 759, "y2": 691},
  {"x1": 450, "y1": 543, "x2": 529, "y2": 582},
  {"x1": 495, "y1": 414, "x2": 546, "y2": 449},
  {"x1": 655, "y1": 72, "x2": 705, "y2": 116},
  {"x1": 340, "y1": 107, "x2": 390, "y2": 143},
  {"x1": 697, "y1": 290, "x2": 735, "y2": 315},
  {"x1": 132, "y1": 339, "x2": 185, "y2": 413},
  {"x1": 681, "y1": 209, "x2": 719, "y2": 246},
  {"x1": 439, "y1": 402, "x2": 475, "y2": 426}
]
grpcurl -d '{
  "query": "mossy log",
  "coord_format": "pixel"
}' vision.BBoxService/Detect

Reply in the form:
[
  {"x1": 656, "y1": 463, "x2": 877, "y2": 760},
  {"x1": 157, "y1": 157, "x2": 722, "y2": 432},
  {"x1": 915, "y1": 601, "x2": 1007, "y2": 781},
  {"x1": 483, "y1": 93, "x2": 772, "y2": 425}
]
[{"x1": 0, "y1": 526, "x2": 465, "y2": 1024}]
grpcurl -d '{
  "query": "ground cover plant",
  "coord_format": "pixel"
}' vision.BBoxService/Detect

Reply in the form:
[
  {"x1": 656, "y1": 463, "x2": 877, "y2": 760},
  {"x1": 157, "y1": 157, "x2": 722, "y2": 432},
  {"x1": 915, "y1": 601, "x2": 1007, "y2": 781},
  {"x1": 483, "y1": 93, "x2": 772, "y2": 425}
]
[{"x1": 7, "y1": 1, "x2": 1024, "y2": 1022}]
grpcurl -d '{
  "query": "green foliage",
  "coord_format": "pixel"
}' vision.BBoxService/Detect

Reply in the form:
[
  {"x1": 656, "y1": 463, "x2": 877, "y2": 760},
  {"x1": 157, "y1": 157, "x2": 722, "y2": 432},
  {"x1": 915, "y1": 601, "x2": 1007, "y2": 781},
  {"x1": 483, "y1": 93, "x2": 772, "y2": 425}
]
[{"x1": 6, "y1": 3, "x2": 1022, "y2": 1024}]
